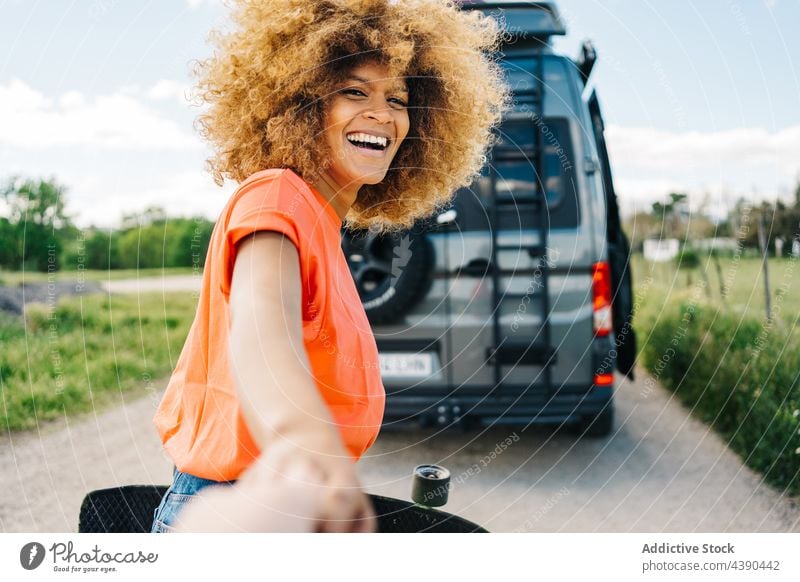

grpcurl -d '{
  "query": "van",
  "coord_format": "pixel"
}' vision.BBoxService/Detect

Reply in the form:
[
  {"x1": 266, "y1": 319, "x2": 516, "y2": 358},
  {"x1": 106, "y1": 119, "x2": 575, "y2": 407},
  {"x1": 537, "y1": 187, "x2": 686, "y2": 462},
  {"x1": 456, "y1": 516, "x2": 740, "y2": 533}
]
[{"x1": 341, "y1": 0, "x2": 636, "y2": 436}]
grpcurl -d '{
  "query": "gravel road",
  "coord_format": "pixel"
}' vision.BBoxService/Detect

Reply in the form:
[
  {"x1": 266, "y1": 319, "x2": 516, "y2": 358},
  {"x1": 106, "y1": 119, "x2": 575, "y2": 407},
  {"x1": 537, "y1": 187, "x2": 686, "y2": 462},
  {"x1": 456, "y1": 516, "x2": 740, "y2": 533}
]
[
  {"x1": 0, "y1": 274, "x2": 198, "y2": 317},
  {"x1": 100, "y1": 275, "x2": 201, "y2": 294},
  {"x1": 2, "y1": 367, "x2": 798, "y2": 533}
]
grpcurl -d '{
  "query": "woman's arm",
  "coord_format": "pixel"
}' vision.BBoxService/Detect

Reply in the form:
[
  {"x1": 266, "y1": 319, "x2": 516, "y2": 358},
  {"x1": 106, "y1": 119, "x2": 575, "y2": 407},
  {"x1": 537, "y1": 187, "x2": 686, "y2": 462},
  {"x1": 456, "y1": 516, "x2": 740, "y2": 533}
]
[
  {"x1": 226, "y1": 231, "x2": 376, "y2": 533},
  {"x1": 228, "y1": 231, "x2": 337, "y2": 450}
]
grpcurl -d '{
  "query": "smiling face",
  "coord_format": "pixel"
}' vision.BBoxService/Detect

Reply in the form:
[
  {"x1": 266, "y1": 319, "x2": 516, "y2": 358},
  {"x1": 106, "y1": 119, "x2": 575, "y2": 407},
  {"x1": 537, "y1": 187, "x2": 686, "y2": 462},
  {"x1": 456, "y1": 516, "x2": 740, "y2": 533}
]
[{"x1": 321, "y1": 61, "x2": 410, "y2": 190}]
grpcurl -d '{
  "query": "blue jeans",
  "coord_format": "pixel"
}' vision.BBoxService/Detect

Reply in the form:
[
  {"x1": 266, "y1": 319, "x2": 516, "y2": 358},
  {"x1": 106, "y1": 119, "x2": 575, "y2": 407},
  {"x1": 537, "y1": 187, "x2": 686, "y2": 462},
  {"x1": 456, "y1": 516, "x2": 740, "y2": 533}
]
[{"x1": 150, "y1": 467, "x2": 236, "y2": 533}]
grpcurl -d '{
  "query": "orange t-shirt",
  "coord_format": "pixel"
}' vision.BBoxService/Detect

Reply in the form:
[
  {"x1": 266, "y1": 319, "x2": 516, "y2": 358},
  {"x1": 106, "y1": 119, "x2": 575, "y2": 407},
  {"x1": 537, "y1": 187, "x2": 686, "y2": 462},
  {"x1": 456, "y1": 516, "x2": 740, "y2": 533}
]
[{"x1": 153, "y1": 168, "x2": 386, "y2": 481}]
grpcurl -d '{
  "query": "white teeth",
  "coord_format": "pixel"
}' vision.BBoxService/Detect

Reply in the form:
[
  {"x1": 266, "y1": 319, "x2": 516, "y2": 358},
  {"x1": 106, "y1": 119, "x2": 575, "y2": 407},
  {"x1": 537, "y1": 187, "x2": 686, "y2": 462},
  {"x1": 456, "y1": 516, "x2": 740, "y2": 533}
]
[{"x1": 346, "y1": 132, "x2": 388, "y2": 148}]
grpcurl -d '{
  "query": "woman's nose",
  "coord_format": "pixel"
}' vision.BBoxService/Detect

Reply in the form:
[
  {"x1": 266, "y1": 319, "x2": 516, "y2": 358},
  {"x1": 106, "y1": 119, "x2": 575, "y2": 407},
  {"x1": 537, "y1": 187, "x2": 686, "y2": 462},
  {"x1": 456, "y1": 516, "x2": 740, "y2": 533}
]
[{"x1": 362, "y1": 103, "x2": 393, "y2": 124}]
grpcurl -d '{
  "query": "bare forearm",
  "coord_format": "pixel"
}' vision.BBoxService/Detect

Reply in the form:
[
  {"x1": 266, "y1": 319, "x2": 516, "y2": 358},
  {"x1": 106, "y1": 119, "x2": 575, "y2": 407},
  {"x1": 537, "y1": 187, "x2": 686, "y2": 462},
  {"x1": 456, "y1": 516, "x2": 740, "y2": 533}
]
[
  {"x1": 227, "y1": 231, "x2": 345, "y2": 457},
  {"x1": 228, "y1": 314, "x2": 342, "y2": 454}
]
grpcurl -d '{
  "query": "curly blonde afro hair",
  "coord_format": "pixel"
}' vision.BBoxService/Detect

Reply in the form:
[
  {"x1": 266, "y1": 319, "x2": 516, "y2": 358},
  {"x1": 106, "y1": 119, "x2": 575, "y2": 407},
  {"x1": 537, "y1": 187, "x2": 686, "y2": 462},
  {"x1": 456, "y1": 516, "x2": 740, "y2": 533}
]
[{"x1": 192, "y1": 0, "x2": 510, "y2": 232}]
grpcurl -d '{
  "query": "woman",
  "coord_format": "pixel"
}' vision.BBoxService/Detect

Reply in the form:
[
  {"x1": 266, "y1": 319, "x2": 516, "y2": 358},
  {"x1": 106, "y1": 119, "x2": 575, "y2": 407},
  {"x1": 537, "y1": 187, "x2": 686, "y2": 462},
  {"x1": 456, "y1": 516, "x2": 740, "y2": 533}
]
[{"x1": 150, "y1": 0, "x2": 509, "y2": 533}]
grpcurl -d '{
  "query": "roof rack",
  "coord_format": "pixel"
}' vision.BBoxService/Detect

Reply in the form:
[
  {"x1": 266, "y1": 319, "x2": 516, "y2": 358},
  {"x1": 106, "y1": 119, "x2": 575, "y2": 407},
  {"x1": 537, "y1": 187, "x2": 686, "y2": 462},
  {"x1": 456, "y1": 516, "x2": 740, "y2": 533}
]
[{"x1": 460, "y1": 1, "x2": 567, "y2": 43}]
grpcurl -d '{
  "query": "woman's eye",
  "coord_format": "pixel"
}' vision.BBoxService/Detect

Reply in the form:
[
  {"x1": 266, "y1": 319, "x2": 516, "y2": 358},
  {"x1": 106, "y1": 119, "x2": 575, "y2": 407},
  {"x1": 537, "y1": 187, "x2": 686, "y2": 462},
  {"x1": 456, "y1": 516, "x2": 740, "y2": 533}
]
[
  {"x1": 342, "y1": 88, "x2": 406, "y2": 107},
  {"x1": 342, "y1": 88, "x2": 366, "y2": 97}
]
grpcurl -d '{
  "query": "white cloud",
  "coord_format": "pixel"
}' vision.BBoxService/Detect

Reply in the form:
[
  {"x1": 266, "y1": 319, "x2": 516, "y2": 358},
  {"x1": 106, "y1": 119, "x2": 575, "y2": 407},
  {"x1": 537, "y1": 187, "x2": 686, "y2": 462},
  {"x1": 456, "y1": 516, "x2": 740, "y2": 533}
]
[
  {"x1": 612, "y1": 178, "x2": 737, "y2": 220},
  {"x1": 146, "y1": 79, "x2": 192, "y2": 105},
  {"x1": 58, "y1": 90, "x2": 84, "y2": 109},
  {"x1": 600, "y1": 124, "x2": 800, "y2": 218},
  {"x1": 69, "y1": 169, "x2": 233, "y2": 228},
  {"x1": 0, "y1": 79, "x2": 201, "y2": 150},
  {"x1": 606, "y1": 124, "x2": 800, "y2": 178}
]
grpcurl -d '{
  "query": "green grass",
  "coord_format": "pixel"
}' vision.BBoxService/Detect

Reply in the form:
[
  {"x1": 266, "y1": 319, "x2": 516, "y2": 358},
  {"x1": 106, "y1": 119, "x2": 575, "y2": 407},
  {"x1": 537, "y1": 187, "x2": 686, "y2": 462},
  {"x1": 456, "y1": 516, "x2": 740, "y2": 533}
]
[
  {"x1": 0, "y1": 267, "x2": 196, "y2": 287},
  {"x1": 631, "y1": 254, "x2": 800, "y2": 326},
  {"x1": 639, "y1": 297, "x2": 800, "y2": 496},
  {"x1": 0, "y1": 292, "x2": 197, "y2": 432}
]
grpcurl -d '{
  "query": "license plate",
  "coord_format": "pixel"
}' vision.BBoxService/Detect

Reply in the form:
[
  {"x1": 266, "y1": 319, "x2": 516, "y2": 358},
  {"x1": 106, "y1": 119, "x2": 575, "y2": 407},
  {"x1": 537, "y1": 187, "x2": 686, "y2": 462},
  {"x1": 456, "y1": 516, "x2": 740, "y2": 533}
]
[{"x1": 379, "y1": 353, "x2": 434, "y2": 378}]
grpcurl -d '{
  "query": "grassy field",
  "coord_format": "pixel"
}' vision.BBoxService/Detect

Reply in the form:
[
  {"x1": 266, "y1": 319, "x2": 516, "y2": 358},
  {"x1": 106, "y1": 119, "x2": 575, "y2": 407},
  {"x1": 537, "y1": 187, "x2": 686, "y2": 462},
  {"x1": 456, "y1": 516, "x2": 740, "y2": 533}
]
[
  {"x1": 631, "y1": 253, "x2": 800, "y2": 327},
  {"x1": 0, "y1": 267, "x2": 195, "y2": 287},
  {"x1": 0, "y1": 292, "x2": 197, "y2": 431}
]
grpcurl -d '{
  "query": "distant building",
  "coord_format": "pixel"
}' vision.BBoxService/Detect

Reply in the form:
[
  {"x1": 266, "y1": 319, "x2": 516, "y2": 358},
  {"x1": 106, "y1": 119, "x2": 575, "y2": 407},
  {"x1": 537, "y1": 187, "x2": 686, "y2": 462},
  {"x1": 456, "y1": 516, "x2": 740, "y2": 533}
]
[{"x1": 643, "y1": 238, "x2": 679, "y2": 262}]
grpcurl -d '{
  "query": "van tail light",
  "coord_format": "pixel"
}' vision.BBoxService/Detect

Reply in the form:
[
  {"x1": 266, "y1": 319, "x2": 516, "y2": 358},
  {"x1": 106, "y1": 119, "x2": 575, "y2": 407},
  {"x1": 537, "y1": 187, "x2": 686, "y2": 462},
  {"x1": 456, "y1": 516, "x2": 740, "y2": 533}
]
[
  {"x1": 594, "y1": 372, "x2": 614, "y2": 386},
  {"x1": 592, "y1": 261, "x2": 612, "y2": 337}
]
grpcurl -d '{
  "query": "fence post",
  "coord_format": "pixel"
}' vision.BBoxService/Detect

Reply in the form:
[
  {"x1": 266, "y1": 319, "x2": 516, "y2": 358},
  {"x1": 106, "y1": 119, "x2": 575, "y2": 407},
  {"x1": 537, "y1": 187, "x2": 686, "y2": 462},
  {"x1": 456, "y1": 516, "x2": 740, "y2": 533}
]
[{"x1": 757, "y1": 214, "x2": 772, "y2": 319}]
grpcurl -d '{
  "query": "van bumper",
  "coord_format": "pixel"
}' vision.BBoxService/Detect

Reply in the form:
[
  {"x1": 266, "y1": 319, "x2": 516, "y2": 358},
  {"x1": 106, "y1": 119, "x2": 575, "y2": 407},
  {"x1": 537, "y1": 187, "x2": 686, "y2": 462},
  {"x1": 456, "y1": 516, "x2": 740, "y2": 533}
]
[{"x1": 382, "y1": 384, "x2": 613, "y2": 426}]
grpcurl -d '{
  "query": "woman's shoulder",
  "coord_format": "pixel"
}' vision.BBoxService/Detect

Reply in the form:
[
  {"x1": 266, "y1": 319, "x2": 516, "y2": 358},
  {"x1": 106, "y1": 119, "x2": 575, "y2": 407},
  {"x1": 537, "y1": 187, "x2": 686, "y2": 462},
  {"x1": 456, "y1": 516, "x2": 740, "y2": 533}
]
[
  {"x1": 236, "y1": 167, "x2": 306, "y2": 197},
  {"x1": 230, "y1": 168, "x2": 340, "y2": 233},
  {"x1": 228, "y1": 168, "x2": 315, "y2": 216}
]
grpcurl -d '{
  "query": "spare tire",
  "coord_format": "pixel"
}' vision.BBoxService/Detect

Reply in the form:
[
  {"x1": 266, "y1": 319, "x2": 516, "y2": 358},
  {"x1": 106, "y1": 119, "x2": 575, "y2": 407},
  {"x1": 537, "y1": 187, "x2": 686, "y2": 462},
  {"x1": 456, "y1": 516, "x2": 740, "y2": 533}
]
[{"x1": 341, "y1": 227, "x2": 434, "y2": 325}]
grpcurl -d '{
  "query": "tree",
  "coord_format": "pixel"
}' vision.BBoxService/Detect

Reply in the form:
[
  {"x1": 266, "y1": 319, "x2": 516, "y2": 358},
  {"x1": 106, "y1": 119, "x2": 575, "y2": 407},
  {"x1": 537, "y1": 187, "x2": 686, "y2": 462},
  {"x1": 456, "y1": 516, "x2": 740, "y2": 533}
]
[
  {"x1": 622, "y1": 210, "x2": 660, "y2": 252},
  {"x1": 166, "y1": 218, "x2": 214, "y2": 268},
  {"x1": 794, "y1": 176, "x2": 800, "y2": 207},
  {"x1": 675, "y1": 245, "x2": 700, "y2": 286},
  {"x1": 120, "y1": 206, "x2": 168, "y2": 230},
  {"x1": 117, "y1": 224, "x2": 167, "y2": 269},
  {"x1": 1, "y1": 177, "x2": 73, "y2": 272},
  {"x1": 736, "y1": 198, "x2": 800, "y2": 253},
  {"x1": 651, "y1": 192, "x2": 689, "y2": 240},
  {"x1": 0, "y1": 217, "x2": 16, "y2": 268},
  {"x1": 83, "y1": 229, "x2": 122, "y2": 270},
  {"x1": 113, "y1": 217, "x2": 214, "y2": 269}
]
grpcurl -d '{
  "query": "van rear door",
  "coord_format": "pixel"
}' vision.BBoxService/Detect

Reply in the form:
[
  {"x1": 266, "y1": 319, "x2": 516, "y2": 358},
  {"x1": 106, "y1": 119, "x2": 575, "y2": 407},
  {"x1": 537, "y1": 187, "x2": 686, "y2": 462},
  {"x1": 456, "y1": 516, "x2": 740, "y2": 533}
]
[{"x1": 587, "y1": 90, "x2": 637, "y2": 379}]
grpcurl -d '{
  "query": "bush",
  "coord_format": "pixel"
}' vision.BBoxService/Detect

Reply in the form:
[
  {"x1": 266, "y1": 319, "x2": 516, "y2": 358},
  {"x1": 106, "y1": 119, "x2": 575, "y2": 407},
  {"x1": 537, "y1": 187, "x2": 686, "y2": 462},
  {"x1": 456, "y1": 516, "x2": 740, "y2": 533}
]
[
  {"x1": 640, "y1": 298, "x2": 800, "y2": 495},
  {"x1": 676, "y1": 247, "x2": 700, "y2": 270},
  {"x1": 112, "y1": 217, "x2": 214, "y2": 270}
]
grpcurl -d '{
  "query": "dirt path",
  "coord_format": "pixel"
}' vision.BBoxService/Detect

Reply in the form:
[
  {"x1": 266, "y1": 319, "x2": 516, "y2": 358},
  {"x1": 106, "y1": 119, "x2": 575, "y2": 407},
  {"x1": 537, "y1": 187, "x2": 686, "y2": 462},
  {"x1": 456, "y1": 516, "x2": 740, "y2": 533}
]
[
  {"x1": 100, "y1": 275, "x2": 201, "y2": 294},
  {"x1": 361, "y1": 370, "x2": 800, "y2": 533},
  {"x1": 0, "y1": 381, "x2": 174, "y2": 533},
  {"x1": 2, "y1": 367, "x2": 798, "y2": 533}
]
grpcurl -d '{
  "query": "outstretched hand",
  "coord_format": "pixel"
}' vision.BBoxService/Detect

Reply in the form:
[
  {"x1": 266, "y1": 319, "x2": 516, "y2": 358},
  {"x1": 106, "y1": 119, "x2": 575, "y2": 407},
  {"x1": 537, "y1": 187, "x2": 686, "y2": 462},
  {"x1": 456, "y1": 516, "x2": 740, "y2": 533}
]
[{"x1": 173, "y1": 436, "x2": 377, "y2": 533}]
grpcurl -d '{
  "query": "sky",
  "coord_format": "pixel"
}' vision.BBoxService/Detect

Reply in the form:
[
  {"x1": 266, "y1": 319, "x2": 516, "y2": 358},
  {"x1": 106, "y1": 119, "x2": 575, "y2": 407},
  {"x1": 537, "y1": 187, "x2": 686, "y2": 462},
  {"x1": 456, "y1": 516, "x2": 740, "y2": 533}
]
[{"x1": 0, "y1": 0, "x2": 798, "y2": 228}]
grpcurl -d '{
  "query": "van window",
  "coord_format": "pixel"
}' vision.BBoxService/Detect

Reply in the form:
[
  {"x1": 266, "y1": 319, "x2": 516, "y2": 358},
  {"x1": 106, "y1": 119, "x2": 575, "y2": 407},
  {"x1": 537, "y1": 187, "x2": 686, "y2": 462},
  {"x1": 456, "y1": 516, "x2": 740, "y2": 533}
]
[
  {"x1": 499, "y1": 54, "x2": 542, "y2": 103},
  {"x1": 452, "y1": 117, "x2": 580, "y2": 231}
]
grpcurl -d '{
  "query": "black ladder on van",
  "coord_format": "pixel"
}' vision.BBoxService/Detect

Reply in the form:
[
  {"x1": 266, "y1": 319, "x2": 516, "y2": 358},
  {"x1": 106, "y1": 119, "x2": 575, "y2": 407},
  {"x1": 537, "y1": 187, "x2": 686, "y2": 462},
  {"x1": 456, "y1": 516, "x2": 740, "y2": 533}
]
[{"x1": 486, "y1": 50, "x2": 556, "y2": 393}]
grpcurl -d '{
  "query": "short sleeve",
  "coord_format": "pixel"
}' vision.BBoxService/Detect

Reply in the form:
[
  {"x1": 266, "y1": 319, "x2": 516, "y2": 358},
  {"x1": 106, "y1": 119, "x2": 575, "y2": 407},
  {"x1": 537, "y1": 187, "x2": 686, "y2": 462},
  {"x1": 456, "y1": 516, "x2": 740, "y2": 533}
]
[{"x1": 219, "y1": 172, "x2": 306, "y2": 298}]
